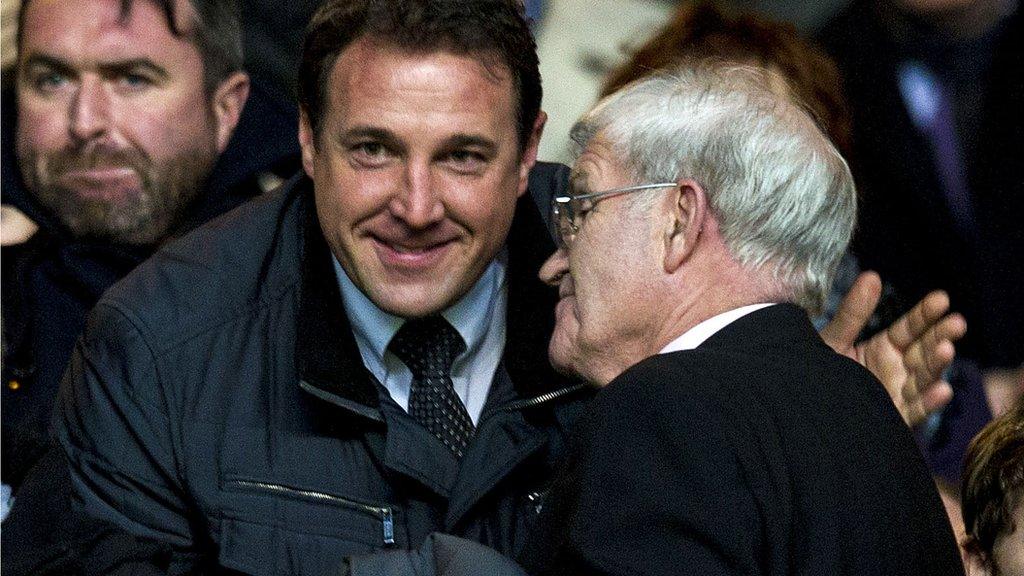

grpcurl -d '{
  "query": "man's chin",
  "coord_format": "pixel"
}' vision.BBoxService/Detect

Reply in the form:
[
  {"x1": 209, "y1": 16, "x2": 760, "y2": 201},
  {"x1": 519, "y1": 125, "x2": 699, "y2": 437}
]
[
  {"x1": 547, "y1": 330, "x2": 583, "y2": 379},
  {"x1": 367, "y1": 280, "x2": 464, "y2": 319}
]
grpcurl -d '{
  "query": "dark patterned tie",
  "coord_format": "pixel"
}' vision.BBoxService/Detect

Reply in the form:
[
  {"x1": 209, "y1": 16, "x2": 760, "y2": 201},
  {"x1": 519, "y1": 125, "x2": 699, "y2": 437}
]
[{"x1": 389, "y1": 316, "x2": 474, "y2": 458}]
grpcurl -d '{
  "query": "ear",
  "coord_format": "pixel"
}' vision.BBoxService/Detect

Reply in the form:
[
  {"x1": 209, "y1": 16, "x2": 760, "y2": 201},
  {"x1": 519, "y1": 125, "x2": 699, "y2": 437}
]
[
  {"x1": 663, "y1": 179, "x2": 707, "y2": 274},
  {"x1": 211, "y1": 71, "x2": 251, "y2": 153},
  {"x1": 517, "y1": 111, "x2": 547, "y2": 197},
  {"x1": 298, "y1": 109, "x2": 317, "y2": 179}
]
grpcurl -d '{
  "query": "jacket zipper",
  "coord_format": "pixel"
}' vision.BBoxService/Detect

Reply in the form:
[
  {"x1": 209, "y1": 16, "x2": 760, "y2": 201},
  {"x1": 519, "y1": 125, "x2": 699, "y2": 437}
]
[
  {"x1": 498, "y1": 383, "x2": 589, "y2": 412},
  {"x1": 228, "y1": 479, "x2": 395, "y2": 546}
]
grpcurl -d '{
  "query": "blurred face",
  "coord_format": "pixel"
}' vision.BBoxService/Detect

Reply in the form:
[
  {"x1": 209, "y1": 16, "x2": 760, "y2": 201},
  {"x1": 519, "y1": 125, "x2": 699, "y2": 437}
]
[
  {"x1": 300, "y1": 39, "x2": 542, "y2": 318},
  {"x1": 988, "y1": 503, "x2": 1024, "y2": 575},
  {"x1": 539, "y1": 138, "x2": 660, "y2": 385},
  {"x1": 16, "y1": 0, "x2": 223, "y2": 244}
]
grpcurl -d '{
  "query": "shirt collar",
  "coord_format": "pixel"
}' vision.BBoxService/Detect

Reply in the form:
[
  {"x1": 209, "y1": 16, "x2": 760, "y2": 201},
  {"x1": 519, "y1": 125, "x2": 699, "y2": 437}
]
[
  {"x1": 333, "y1": 250, "x2": 507, "y2": 365},
  {"x1": 659, "y1": 303, "x2": 776, "y2": 354}
]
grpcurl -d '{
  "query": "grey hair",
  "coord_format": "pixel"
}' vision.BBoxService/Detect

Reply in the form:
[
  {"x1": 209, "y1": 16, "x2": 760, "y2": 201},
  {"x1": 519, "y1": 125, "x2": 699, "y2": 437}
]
[{"x1": 570, "y1": 63, "x2": 856, "y2": 314}]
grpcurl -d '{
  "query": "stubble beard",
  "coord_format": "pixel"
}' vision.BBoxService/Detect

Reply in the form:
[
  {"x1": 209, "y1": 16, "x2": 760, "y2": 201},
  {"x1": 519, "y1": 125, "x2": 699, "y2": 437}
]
[{"x1": 21, "y1": 139, "x2": 218, "y2": 246}]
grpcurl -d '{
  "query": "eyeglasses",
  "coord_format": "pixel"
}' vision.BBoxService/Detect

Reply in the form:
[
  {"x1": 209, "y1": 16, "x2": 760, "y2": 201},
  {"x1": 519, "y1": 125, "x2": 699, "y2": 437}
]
[{"x1": 551, "y1": 182, "x2": 679, "y2": 248}]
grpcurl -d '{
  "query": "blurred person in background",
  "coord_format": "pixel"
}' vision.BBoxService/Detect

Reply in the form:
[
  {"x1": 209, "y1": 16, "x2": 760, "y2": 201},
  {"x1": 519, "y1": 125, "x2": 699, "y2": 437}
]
[
  {"x1": 1, "y1": 0, "x2": 299, "y2": 494},
  {"x1": 819, "y1": 0, "x2": 1022, "y2": 390},
  {"x1": 960, "y1": 400, "x2": 1024, "y2": 575},
  {"x1": 1, "y1": 0, "x2": 299, "y2": 572}
]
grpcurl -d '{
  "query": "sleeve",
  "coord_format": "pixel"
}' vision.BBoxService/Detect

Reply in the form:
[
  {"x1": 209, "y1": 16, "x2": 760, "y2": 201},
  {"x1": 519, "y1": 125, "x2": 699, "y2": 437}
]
[
  {"x1": 528, "y1": 362, "x2": 768, "y2": 576},
  {"x1": 53, "y1": 301, "x2": 202, "y2": 568}
]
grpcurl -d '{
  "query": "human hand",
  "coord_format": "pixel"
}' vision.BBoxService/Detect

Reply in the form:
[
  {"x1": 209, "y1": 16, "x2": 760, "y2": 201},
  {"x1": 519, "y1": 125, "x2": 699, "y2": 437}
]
[{"x1": 820, "y1": 272, "x2": 967, "y2": 427}]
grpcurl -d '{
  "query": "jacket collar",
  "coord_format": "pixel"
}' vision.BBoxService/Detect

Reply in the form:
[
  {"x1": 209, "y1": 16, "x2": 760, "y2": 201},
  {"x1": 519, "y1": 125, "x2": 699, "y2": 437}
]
[
  {"x1": 698, "y1": 302, "x2": 822, "y2": 352},
  {"x1": 296, "y1": 186, "x2": 578, "y2": 414},
  {"x1": 296, "y1": 188, "x2": 381, "y2": 413}
]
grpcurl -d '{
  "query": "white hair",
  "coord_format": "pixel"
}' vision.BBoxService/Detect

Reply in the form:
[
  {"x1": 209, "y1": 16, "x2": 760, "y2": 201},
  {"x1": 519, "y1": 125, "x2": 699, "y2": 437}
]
[{"x1": 571, "y1": 64, "x2": 856, "y2": 314}]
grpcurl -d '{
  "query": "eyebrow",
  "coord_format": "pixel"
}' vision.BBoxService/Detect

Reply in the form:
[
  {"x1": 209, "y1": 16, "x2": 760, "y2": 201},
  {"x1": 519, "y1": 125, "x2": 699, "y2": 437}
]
[
  {"x1": 21, "y1": 54, "x2": 169, "y2": 81},
  {"x1": 568, "y1": 170, "x2": 589, "y2": 193},
  {"x1": 338, "y1": 128, "x2": 500, "y2": 156},
  {"x1": 441, "y1": 134, "x2": 498, "y2": 156},
  {"x1": 338, "y1": 127, "x2": 404, "y2": 151}
]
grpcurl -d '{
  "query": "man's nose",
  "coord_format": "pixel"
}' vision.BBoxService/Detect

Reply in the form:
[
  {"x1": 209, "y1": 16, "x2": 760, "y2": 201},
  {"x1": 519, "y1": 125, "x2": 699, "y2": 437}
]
[
  {"x1": 69, "y1": 77, "x2": 112, "y2": 143},
  {"x1": 539, "y1": 248, "x2": 570, "y2": 287},
  {"x1": 389, "y1": 162, "x2": 444, "y2": 228}
]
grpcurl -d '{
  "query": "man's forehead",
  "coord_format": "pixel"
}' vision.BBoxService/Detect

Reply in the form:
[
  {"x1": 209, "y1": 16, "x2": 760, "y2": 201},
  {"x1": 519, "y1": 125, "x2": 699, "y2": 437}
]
[
  {"x1": 570, "y1": 137, "x2": 621, "y2": 187},
  {"x1": 20, "y1": 0, "x2": 196, "y2": 61},
  {"x1": 326, "y1": 39, "x2": 518, "y2": 132},
  {"x1": 336, "y1": 38, "x2": 513, "y2": 91}
]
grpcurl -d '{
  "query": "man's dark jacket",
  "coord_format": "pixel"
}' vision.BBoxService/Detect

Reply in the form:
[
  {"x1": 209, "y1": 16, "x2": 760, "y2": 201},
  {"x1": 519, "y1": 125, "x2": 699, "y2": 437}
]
[
  {"x1": 1, "y1": 82, "x2": 302, "y2": 488},
  {"x1": 51, "y1": 171, "x2": 590, "y2": 575},
  {"x1": 520, "y1": 304, "x2": 965, "y2": 576}
]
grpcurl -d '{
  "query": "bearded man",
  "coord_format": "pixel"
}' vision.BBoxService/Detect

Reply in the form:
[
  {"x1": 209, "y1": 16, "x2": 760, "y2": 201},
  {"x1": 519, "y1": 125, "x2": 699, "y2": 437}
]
[{"x1": 1, "y1": 0, "x2": 299, "y2": 492}]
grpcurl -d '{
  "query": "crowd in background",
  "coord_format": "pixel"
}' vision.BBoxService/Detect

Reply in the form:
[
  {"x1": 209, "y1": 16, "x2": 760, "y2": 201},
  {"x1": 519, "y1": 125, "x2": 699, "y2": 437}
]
[{"x1": 0, "y1": 0, "x2": 1021, "y2": 574}]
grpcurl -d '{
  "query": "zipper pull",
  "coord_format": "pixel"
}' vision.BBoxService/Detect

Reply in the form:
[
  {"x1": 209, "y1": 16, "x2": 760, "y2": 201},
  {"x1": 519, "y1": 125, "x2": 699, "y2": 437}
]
[{"x1": 381, "y1": 508, "x2": 395, "y2": 546}]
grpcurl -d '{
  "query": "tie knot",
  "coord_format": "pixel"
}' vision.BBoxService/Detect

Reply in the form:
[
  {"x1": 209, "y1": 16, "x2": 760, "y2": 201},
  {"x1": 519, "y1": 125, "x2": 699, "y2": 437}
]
[{"x1": 389, "y1": 316, "x2": 466, "y2": 378}]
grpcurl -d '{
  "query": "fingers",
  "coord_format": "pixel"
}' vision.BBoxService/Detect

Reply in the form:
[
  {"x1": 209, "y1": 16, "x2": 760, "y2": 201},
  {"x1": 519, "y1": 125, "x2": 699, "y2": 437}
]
[
  {"x1": 821, "y1": 271, "x2": 882, "y2": 353},
  {"x1": 901, "y1": 379, "x2": 953, "y2": 428},
  {"x1": 887, "y1": 290, "x2": 955, "y2": 351},
  {"x1": 920, "y1": 380, "x2": 954, "y2": 414},
  {"x1": 905, "y1": 317, "x2": 964, "y2": 386}
]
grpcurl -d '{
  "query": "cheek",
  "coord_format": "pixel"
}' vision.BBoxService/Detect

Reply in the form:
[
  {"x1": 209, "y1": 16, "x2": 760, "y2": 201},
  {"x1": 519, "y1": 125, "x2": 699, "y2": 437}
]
[
  {"x1": 313, "y1": 161, "x2": 394, "y2": 235},
  {"x1": 16, "y1": 99, "x2": 67, "y2": 154},
  {"x1": 443, "y1": 173, "x2": 519, "y2": 239},
  {"x1": 992, "y1": 521, "x2": 1024, "y2": 574},
  {"x1": 129, "y1": 100, "x2": 216, "y2": 159},
  {"x1": 549, "y1": 298, "x2": 582, "y2": 372}
]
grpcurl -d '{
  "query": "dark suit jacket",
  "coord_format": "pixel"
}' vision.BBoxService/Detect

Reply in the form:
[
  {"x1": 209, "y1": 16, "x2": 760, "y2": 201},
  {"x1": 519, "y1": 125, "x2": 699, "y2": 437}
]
[{"x1": 520, "y1": 304, "x2": 964, "y2": 576}]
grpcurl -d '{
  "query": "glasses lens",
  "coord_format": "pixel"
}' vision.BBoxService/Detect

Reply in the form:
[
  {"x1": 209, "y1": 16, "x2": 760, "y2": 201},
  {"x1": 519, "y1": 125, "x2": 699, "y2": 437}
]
[{"x1": 552, "y1": 199, "x2": 573, "y2": 248}]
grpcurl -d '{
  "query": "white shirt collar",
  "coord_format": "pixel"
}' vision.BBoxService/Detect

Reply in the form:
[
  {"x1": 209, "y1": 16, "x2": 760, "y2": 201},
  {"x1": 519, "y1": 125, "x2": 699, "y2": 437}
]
[
  {"x1": 333, "y1": 251, "x2": 506, "y2": 373},
  {"x1": 659, "y1": 303, "x2": 776, "y2": 354}
]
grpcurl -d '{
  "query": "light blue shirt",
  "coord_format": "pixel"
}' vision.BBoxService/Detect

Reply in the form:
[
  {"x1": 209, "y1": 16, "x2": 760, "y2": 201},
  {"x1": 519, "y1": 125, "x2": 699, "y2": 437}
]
[{"x1": 333, "y1": 254, "x2": 508, "y2": 424}]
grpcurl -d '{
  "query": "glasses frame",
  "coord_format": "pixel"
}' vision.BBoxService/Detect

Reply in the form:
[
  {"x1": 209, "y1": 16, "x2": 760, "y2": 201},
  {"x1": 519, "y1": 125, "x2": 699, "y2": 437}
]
[{"x1": 551, "y1": 182, "x2": 679, "y2": 248}]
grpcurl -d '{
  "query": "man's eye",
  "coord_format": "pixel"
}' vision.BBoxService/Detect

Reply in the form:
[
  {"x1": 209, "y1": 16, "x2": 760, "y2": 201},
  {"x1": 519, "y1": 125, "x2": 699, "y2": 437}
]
[
  {"x1": 117, "y1": 73, "x2": 154, "y2": 90},
  {"x1": 445, "y1": 150, "x2": 487, "y2": 173},
  {"x1": 350, "y1": 142, "x2": 393, "y2": 167},
  {"x1": 569, "y1": 181, "x2": 590, "y2": 198},
  {"x1": 33, "y1": 71, "x2": 68, "y2": 92},
  {"x1": 355, "y1": 142, "x2": 386, "y2": 156}
]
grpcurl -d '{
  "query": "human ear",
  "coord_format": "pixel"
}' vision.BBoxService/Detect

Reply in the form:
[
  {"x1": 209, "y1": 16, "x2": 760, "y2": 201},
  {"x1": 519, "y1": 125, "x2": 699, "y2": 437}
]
[
  {"x1": 663, "y1": 179, "x2": 707, "y2": 273},
  {"x1": 211, "y1": 71, "x2": 251, "y2": 153},
  {"x1": 298, "y1": 110, "x2": 317, "y2": 179},
  {"x1": 517, "y1": 111, "x2": 547, "y2": 197}
]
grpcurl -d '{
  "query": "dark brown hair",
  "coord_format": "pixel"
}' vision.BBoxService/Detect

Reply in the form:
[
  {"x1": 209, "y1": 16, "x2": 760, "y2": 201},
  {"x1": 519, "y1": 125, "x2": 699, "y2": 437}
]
[
  {"x1": 17, "y1": 0, "x2": 243, "y2": 95},
  {"x1": 600, "y1": 1, "x2": 851, "y2": 157},
  {"x1": 297, "y1": 0, "x2": 541, "y2": 151},
  {"x1": 961, "y1": 400, "x2": 1024, "y2": 569}
]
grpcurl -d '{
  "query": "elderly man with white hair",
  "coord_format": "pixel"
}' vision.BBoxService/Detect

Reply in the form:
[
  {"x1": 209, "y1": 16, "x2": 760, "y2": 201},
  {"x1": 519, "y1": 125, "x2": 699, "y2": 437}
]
[{"x1": 516, "y1": 64, "x2": 966, "y2": 576}]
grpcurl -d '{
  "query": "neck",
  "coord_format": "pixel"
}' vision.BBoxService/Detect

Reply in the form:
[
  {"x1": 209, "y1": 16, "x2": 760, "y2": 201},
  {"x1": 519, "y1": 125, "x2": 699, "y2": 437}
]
[
  {"x1": 582, "y1": 255, "x2": 776, "y2": 387},
  {"x1": 651, "y1": 250, "x2": 780, "y2": 356}
]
